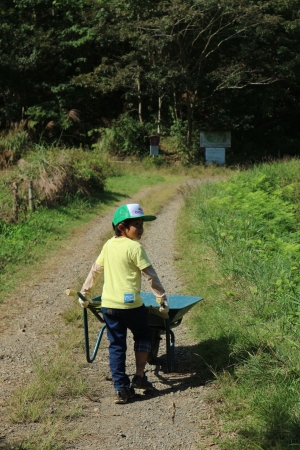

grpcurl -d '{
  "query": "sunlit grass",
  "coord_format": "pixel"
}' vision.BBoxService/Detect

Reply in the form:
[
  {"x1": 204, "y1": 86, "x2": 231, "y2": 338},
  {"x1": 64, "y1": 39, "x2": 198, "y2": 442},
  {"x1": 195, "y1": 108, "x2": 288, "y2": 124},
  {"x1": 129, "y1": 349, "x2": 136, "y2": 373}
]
[{"x1": 176, "y1": 159, "x2": 300, "y2": 449}]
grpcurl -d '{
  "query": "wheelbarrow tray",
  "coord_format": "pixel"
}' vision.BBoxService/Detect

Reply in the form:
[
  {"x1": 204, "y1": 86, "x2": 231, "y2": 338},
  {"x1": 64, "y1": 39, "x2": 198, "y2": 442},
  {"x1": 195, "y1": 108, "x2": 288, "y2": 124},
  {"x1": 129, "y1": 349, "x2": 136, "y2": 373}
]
[
  {"x1": 141, "y1": 292, "x2": 202, "y2": 328},
  {"x1": 91, "y1": 292, "x2": 202, "y2": 326}
]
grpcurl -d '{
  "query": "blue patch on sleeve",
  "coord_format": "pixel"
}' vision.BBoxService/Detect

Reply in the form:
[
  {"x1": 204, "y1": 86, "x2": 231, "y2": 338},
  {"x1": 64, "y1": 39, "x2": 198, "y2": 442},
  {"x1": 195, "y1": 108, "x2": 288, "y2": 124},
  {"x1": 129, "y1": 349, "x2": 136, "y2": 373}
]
[{"x1": 124, "y1": 293, "x2": 134, "y2": 303}]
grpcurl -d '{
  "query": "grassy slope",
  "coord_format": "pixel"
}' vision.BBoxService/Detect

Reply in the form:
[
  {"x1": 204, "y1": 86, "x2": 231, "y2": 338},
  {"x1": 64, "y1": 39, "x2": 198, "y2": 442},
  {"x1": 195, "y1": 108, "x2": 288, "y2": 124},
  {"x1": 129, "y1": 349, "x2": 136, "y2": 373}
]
[{"x1": 176, "y1": 159, "x2": 300, "y2": 449}]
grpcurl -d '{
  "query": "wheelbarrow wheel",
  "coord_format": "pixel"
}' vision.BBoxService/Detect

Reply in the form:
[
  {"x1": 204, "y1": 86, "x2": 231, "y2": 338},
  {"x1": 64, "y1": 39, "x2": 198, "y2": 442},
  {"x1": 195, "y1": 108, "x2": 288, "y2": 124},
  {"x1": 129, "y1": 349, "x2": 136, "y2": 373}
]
[{"x1": 147, "y1": 330, "x2": 161, "y2": 364}]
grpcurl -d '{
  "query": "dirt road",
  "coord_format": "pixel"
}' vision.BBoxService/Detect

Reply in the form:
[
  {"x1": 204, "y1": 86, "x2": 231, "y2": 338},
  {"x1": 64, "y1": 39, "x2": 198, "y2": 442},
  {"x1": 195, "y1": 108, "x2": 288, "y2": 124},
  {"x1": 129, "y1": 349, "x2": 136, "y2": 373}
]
[{"x1": 0, "y1": 182, "x2": 219, "y2": 449}]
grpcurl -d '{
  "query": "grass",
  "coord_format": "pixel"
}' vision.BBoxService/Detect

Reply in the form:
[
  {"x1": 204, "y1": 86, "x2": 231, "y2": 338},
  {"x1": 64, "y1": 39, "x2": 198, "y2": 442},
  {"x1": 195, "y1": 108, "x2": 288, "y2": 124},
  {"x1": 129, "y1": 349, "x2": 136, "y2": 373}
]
[
  {"x1": 10, "y1": 351, "x2": 86, "y2": 425},
  {"x1": 8, "y1": 329, "x2": 88, "y2": 449},
  {"x1": 176, "y1": 158, "x2": 300, "y2": 449}
]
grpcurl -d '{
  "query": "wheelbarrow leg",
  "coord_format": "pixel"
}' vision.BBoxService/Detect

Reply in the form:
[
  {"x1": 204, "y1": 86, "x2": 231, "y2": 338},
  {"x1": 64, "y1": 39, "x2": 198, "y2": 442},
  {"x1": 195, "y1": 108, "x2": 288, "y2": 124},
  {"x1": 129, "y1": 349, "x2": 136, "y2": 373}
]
[
  {"x1": 148, "y1": 329, "x2": 161, "y2": 364},
  {"x1": 170, "y1": 329, "x2": 175, "y2": 372},
  {"x1": 83, "y1": 308, "x2": 106, "y2": 363},
  {"x1": 165, "y1": 319, "x2": 175, "y2": 372}
]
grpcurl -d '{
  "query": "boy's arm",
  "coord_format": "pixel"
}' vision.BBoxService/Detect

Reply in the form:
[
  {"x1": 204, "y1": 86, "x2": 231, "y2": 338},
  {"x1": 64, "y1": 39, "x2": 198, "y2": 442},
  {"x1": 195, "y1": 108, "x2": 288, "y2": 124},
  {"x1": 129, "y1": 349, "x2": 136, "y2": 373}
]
[
  {"x1": 141, "y1": 265, "x2": 166, "y2": 298},
  {"x1": 142, "y1": 265, "x2": 169, "y2": 314},
  {"x1": 79, "y1": 262, "x2": 103, "y2": 307}
]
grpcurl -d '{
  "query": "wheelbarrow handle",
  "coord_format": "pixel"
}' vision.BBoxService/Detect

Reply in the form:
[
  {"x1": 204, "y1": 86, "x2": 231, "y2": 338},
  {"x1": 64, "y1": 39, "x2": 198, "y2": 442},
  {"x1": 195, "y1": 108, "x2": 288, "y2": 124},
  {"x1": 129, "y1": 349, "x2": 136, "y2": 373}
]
[
  {"x1": 65, "y1": 289, "x2": 105, "y2": 323},
  {"x1": 65, "y1": 289, "x2": 86, "y2": 302}
]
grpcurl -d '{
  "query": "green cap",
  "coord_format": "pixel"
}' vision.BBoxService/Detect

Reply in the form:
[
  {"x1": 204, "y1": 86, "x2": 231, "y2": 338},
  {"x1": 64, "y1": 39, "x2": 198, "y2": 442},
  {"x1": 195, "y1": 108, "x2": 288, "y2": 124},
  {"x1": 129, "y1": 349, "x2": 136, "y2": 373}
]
[{"x1": 112, "y1": 203, "x2": 156, "y2": 226}]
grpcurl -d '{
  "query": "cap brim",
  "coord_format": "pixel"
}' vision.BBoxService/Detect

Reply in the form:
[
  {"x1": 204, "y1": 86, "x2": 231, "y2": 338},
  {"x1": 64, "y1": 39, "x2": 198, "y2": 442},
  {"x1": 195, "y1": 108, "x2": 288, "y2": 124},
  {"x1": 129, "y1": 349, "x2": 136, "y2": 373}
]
[{"x1": 143, "y1": 215, "x2": 156, "y2": 222}]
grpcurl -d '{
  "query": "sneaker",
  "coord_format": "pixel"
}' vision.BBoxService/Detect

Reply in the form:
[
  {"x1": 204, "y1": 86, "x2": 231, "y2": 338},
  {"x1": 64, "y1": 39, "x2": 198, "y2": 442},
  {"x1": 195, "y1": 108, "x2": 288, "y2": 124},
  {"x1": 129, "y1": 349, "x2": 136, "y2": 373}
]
[
  {"x1": 131, "y1": 373, "x2": 154, "y2": 391},
  {"x1": 114, "y1": 387, "x2": 135, "y2": 404}
]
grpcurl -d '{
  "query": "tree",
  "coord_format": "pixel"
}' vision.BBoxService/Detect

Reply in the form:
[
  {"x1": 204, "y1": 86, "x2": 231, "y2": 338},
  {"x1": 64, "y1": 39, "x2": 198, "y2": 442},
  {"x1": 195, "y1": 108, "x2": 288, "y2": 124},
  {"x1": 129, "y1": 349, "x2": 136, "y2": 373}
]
[
  {"x1": 134, "y1": 0, "x2": 288, "y2": 148},
  {"x1": 0, "y1": 0, "x2": 100, "y2": 140},
  {"x1": 1, "y1": 0, "x2": 300, "y2": 160}
]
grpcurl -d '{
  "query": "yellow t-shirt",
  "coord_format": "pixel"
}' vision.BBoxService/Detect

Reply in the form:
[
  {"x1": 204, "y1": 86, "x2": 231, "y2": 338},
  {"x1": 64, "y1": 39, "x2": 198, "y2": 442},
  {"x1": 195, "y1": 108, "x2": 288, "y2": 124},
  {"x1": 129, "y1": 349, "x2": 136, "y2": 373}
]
[{"x1": 96, "y1": 237, "x2": 151, "y2": 309}]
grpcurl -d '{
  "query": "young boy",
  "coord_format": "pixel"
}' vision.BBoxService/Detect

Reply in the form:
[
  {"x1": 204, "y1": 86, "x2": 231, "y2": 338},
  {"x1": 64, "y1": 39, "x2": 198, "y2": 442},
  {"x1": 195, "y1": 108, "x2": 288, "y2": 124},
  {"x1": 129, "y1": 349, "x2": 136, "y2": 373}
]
[{"x1": 80, "y1": 203, "x2": 168, "y2": 404}]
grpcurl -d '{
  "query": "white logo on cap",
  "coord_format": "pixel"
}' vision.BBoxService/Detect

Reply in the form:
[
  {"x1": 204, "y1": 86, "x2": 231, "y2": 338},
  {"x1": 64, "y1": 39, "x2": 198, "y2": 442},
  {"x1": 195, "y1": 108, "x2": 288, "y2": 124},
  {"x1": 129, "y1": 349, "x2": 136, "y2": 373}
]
[{"x1": 127, "y1": 203, "x2": 144, "y2": 217}]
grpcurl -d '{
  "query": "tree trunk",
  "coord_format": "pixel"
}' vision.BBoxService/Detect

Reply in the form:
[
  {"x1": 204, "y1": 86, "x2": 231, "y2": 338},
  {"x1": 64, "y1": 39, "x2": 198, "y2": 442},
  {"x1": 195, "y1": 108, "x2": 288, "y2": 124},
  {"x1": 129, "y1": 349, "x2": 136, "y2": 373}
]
[
  {"x1": 137, "y1": 76, "x2": 143, "y2": 123},
  {"x1": 173, "y1": 88, "x2": 178, "y2": 121},
  {"x1": 186, "y1": 91, "x2": 193, "y2": 147},
  {"x1": 157, "y1": 96, "x2": 162, "y2": 134}
]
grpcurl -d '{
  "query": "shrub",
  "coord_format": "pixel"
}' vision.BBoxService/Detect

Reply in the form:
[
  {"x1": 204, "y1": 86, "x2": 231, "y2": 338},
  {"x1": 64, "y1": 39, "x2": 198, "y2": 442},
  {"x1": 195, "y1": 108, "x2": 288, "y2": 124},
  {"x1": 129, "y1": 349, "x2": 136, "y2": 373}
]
[
  {"x1": 97, "y1": 113, "x2": 149, "y2": 156},
  {"x1": 163, "y1": 119, "x2": 202, "y2": 164}
]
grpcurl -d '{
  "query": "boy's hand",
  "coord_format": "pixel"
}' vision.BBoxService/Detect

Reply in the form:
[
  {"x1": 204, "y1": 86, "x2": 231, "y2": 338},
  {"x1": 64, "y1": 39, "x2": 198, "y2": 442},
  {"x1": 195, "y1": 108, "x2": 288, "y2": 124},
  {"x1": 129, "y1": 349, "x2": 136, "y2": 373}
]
[
  {"x1": 156, "y1": 297, "x2": 169, "y2": 314},
  {"x1": 78, "y1": 297, "x2": 91, "y2": 308}
]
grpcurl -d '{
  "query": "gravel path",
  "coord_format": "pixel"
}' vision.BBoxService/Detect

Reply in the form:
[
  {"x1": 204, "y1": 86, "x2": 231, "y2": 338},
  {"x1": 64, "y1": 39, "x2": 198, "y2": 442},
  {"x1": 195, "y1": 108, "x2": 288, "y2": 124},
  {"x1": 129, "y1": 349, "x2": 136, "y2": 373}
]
[{"x1": 0, "y1": 181, "x2": 220, "y2": 449}]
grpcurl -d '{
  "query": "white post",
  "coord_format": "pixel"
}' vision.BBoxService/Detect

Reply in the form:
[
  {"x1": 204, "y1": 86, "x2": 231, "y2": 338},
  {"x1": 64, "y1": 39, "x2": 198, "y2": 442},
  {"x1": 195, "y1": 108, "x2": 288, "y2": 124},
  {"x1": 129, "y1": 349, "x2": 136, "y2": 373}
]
[{"x1": 28, "y1": 181, "x2": 35, "y2": 211}]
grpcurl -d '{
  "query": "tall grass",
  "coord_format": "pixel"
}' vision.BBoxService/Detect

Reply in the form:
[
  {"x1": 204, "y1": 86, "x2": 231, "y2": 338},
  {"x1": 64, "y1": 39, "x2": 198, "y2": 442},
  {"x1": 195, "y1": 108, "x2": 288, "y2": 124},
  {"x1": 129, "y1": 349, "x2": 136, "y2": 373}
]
[
  {"x1": 177, "y1": 159, "x2": 300, "y2": 449},
  {"x1": 0, "y1": 147, "x2": 118, "y2": 218}
]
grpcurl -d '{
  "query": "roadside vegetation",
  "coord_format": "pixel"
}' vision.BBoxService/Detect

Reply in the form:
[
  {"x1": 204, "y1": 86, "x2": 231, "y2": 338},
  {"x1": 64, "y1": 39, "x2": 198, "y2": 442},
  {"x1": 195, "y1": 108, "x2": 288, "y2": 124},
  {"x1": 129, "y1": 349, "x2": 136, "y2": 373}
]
[{"x1": 177, "y1": 158, "x2": 300, "y2": 449}]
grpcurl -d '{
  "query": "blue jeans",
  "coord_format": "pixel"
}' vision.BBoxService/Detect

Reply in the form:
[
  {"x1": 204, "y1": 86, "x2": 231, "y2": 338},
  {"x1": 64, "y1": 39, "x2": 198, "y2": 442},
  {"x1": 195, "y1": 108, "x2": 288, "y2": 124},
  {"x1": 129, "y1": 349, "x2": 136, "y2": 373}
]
[{"x1": 101, "y1": 305, "x2": 151, "y2": 391}]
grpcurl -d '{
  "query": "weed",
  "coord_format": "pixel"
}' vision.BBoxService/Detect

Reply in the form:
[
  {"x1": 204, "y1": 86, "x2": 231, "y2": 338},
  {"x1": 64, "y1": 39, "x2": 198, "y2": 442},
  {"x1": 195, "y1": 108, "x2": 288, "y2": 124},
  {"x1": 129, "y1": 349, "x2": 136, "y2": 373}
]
[{"x1": 10, "y1": 350, "x2": 87, "y2": 424}]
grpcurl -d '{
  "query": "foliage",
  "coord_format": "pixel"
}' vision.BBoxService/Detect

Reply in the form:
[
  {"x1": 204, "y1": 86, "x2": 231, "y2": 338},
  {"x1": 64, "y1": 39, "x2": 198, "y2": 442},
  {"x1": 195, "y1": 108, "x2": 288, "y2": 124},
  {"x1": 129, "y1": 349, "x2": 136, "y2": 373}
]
[
  {"x1": 177, "y1": 158, "x2": 300, "y2": 448},
  {"x1": 96, "y1": 113, "x2": 150, "y2": 156},
  {"x1": 195, "y1": 161, "x2": 300, "y2": 319},
  {"x1": 166, "y1": 119, "x2": 203, "y2": 163},
  {"x1": 0, "y1": 127, "x2": 32, "y2": 166},
  {"x1": 0, "y1": 1, "x2": 300, "y2": 159},
  {"x1": 0, "y1": 0, "x2": 98, "y2": 140}
]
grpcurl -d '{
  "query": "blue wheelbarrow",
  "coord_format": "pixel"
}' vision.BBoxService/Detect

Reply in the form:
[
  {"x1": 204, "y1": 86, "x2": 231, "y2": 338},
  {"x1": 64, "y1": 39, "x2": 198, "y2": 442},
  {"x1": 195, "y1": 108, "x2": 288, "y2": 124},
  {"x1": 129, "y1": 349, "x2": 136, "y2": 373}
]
[{"x1": 65, "y1": 290, "x2": 202, "y2": 372}]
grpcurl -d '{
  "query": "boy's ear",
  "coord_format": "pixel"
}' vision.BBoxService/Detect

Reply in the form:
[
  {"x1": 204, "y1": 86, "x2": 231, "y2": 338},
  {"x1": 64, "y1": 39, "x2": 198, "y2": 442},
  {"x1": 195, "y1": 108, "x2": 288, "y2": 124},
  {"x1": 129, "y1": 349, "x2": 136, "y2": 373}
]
[{"x1": 117, "y1": 223, "x2": 126, "y2": 234}]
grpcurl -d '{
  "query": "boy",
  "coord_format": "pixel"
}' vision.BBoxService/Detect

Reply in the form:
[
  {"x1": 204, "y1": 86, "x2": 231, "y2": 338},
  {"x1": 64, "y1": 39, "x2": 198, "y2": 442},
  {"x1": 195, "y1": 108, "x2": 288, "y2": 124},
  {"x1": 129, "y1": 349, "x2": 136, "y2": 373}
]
[{"x1": 80, "y1": 203, "x2": 168, "y2": 404}]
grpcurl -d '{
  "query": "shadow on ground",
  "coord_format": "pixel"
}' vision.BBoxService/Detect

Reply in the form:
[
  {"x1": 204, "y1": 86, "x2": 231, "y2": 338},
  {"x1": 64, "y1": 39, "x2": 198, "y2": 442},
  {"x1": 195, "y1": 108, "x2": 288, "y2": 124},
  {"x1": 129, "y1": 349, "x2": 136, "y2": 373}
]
[{"x1": 145, "y1": 335, "x2": 234, "y2": 396}]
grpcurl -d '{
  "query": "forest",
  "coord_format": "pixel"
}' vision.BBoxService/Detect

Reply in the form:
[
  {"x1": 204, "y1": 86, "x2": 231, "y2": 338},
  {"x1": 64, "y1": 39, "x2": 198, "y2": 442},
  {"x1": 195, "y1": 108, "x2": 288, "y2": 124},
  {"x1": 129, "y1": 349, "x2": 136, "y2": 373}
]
[{"x1": 1, "y1": 0, "x2": 300, "y2": 163}]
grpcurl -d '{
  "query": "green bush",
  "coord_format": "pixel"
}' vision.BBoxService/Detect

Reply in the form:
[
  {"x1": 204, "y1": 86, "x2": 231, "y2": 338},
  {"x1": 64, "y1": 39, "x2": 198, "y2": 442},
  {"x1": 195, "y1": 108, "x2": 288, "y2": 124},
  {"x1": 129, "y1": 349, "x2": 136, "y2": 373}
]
[
  {"x1": 96, "y1": 113, "x2": 149, "y2": 156},
  {"x1": 162, "y1": 119, "x2": 202, "y2": 164}
]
